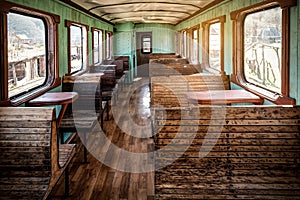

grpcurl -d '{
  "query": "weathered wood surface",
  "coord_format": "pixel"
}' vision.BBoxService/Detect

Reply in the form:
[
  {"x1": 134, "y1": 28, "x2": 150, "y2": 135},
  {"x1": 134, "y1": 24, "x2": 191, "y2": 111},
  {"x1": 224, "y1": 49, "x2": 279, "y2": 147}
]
[
  {"x1": 0, "y1": 107, "x2": 76, "y2": 200},
  {"x1": 49, "y1": 78, "x2": 154, "y2": 200},
  {"x1": 149, "y1": 58, "x2": 188, "y2": 65},
  {"x1": 151, "y1": 74, "x2": 230, "y2": 107},
  {"x1": 152, "y1": 106, "x2": 300, "y2": 199},
  {"x1": 102, "y1": 59, "x2": 124, "y2": 79},
  {"x1": 149, "y1": 53, "x2": 180, "y2": 59},
  {"x1": 149, "y1": 63, "x2": 202, "y2": 77},
  {"x1": 89, "y1": 65, "x2": 118, "y2": 105}
]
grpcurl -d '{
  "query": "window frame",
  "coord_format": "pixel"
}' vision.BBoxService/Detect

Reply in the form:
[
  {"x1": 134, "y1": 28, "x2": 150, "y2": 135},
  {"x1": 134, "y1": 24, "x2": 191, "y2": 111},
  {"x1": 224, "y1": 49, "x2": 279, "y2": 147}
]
[
  {"x1": 65, "y1": 20, "x2": 89, "y2": 75},
  {"x1": 91, "y1": 27, "x2": 103, "y2": 65},
  {"x1": 105, "y1": 31, "x2": 113, "y2": 60},
  {"x1": 202, "y1": 15, "x2": 226, "y2": 74},
  {"x1": 189, "y1": 25, "x2": 200, "y2": 64},
  {"x1": 230, "y1": 0, "x2": 296, "y2": 105},
  {"x1": 141, "y1": 34, "x2": 152, "y2": 54},
  {"x1": 181, "y1": 29, "x2": 188, "y2": 58},
  {"x1": 0, "y1": 2, "x2": 61, "y2": 106}
]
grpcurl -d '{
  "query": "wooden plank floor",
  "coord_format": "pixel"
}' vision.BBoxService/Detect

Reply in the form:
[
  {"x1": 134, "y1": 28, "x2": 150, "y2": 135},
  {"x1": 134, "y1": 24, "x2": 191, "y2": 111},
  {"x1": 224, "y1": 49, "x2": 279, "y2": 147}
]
[{"x1": 49, "y1": 78, "x2": 154, "y2": 200}]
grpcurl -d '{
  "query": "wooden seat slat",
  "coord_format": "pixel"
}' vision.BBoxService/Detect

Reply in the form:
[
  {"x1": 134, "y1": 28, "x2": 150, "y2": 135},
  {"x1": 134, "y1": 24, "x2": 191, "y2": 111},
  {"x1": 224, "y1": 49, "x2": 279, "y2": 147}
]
[
  {"x1": 153, "y1": 106, "x2": 300, "y2": 199},
  {"x1": 0, "y1": 107, "x2": 76, "y2": 200}
]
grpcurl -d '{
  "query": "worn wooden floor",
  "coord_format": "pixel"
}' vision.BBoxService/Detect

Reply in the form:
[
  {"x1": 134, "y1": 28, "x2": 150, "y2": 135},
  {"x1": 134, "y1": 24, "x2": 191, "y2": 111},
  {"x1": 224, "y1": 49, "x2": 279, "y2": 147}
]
[{"x1": 49, "y1": 78, "x2": 155, "y2": 200}]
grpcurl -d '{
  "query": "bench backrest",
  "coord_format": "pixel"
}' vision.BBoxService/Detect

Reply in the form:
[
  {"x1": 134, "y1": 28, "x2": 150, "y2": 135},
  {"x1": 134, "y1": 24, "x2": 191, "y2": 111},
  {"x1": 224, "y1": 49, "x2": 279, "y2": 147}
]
[
  {"x1": 149, "y1": 53, "x2": 180, "y2": 59},
  {"x1": 63, "y1": 75, "x2": 103, "y2": 112},
  {"x1": 0, "y1": 107, "x2": 59, "y2": 199},
  {"x1": 102, "y1": 59, "x2": 124, "y2": 79},
  {"x1": 151, "y1": 74, "x2": 230, "y2": 107},
  {"x1": 89, "y1": 65, "x2": 117, "y2": 91},
  {"x1": 114, "y1": 56, "x2": 130, "y2": 71},
  {"x1": 152, "y1": 105, "x2": 300, "y2": 199},
  {"x1": 149, "y1": 63, "x2": 202, "y2": 77},
  {"x1": 149, "y1": 57, "x2": 189, "y2": 65}
]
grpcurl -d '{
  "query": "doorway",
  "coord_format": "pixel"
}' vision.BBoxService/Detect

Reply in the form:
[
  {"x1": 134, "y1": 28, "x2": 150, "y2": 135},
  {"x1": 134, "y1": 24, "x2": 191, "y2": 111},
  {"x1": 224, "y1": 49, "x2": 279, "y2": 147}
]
[{"x1": 136, "y1": 32, "x2": 152, "y2": 77}]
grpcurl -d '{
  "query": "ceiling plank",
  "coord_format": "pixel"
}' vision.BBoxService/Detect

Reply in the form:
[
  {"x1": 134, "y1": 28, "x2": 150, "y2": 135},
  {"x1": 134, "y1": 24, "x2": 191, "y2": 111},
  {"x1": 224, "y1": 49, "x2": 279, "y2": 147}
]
[{"x1": 88, "y1": 1, "x2": 201, "y2": 11}]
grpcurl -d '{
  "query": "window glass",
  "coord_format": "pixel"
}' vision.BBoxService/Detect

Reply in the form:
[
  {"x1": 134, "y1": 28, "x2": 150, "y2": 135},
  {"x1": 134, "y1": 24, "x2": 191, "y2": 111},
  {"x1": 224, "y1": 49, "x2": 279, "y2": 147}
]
[
  {"x1": 183, "y1": 31, "x2": 187, "y2": 58},
  {"x1": 191, "y1": 29, "x2": 199, "y2": 64},
  {"x1": 93, "y1": 29, "x2": 103, "y2": 64},
  {"x1": 244, "y1": 7, "x2": 282, "y2": 93},
  {"x1": 142, "y1": 36, "x2": 151, "y2": 53},
  {"x1": 106, "y1": 32, "x2": 112, "y2": 59},
  {"x1": 70, "y1": 25, "x2": 85, "y2": 73},
  {"x1": 209, "y1": 23, "x2": 221, "y2": 70},
  {"x1": 8, "y1": 12, "x2": 46, "y2": 97}
]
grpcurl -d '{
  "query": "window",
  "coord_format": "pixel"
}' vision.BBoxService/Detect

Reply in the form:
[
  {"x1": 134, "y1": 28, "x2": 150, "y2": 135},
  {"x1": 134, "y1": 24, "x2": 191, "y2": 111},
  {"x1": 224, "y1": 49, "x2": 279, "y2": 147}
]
[
  {"x1": 190, "y1": 25, "x2": 199, "y2": 64},
  {"x1": 244, "y1": 8, "x2": 281, "y2": 93},
  {"x1": 175, "y1": 31, "x2": 181, "y2": 55},
  {"x1": 231, "y1": 0, "x2": 296, "y2": 105},
  {"x1": 65, "y1": 20, "x2": 88, "y2": 74},
  {"x1": 0, "y1": 2, "x2": 61, "y2": 106},
  {"x1": 7, "y1": 13, "x2": 46, "y2": 98},
  {"x1": 106, "y1": 31, "x2": 113, "y2": 59},
  {"x1": 92, "y1": 28, "x2": 103, "y2": 65},
  {"x1": 202, "y1": 16, "x2": 225, "y2": 74},
  {"x1": 182, "y1": 30, "x2": 187, "y2": 58},
  {"x1": 141, "y1": 35, "x2": 152, "y2": 54}
]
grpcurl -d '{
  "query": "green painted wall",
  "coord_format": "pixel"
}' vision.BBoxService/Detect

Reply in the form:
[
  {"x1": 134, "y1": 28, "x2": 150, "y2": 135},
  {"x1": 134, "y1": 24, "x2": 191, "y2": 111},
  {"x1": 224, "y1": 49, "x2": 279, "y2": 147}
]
[
  {"x1": 8, "y1": 0, "x2": 114, "y2": 90},
  {"x1": 176, "y1": 0, "x2": 300, "y2": 105},
  {"x1": 114, "y1": 22, "x2": 135, "y2": 81},
  {"x1": 134, "y1": 24, "x2": 175, "y2": 53},
  {"x1": 114, "y1": 23, "x2": 176, "y2": 77}
]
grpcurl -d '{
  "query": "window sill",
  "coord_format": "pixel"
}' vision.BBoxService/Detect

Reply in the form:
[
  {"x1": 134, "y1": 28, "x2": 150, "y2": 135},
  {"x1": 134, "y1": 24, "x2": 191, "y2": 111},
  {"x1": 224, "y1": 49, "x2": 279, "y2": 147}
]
[
  {"x1": 231, "y1": 74, "x2": 295, "y2": 105},
  {"x1": 0, "y1": 77, "x2": 61, "y2": 107}
]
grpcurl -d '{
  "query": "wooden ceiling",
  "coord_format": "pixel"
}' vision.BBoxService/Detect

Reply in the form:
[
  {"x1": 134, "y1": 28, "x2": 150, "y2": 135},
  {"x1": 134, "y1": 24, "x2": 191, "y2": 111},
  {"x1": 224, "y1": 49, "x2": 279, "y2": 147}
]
[{"x1": 63, "y1": 0, "x2": 225, "y2": 25}]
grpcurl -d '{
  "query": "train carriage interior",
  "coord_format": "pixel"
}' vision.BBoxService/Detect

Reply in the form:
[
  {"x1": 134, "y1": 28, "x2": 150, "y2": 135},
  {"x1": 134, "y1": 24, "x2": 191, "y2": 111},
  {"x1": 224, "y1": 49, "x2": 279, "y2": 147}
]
[{"x1": 0, "y1": 0, "x2": 300, "y2": 199}]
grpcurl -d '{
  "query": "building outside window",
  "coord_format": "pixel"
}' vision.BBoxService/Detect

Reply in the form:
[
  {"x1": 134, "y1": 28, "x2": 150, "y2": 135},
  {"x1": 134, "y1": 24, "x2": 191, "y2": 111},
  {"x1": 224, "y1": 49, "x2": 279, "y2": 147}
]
[
  {"x1": 7, "y1": 12, "x2": 47, "y2": 97},
  {"x1": 244, "y1": 7, "x2": 282, "y2": 93}
]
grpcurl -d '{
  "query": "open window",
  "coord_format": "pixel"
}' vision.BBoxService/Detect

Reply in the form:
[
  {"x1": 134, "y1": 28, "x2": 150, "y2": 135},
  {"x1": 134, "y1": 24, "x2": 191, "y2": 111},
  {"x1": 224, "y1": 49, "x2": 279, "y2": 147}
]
[
  {"x1": 0, "y1": 2, "x2": 61, "y2": 106},
  {"x1": 65, "y1": 20, "x2": 88, "y2": 75},
  {"x1": 230, "y1": 0, "x2": 296, "y2": 105},
  {"x1": 202, "y1": 15, "x2": 226, "y2": 74}
]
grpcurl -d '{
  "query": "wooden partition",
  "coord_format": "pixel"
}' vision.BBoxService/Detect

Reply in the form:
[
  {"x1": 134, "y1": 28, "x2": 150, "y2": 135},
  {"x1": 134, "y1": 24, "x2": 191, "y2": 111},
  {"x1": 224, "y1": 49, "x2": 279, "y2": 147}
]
[
  {"x1": 150, "y1": 74, "x2": 230, "y2": 107},
  {"x1": 149, "y1": 63, "x2": 202, "y2": 77},
  {"x1": 149, "y1": 53, "x2": 180, "y2": 59},
  {"x1": 153, "y1": 106, "x2": 300, "y2": 199}
]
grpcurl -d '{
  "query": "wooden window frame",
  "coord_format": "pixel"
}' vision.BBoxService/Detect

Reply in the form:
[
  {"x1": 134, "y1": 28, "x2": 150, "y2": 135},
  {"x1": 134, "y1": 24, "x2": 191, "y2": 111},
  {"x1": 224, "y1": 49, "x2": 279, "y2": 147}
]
[
  {"x1": 0, "y1": 2, "x2": 61, "y2": 106},
  {"x1": 91, "y1": 27, "x2": 103, "y2": 65},
  {"x1": 189, "y1": 25, "x2": 200, "y2": 64},
  {"x1": 141, "y1": 34, "x2": 152, "y2": 54},
  {"x1": 202, "y1": 15, "x2": 226, "y2": 75},
  {"x1": 230, "y1": 0, "x2": 296, "y2": 105},
  {"x1": 181, "y1": 29, "x2": 188, "y2": 58},
  {"x1": 105, "y1": 31, "x2": 113, "y2": 60},
  {"x1": 174, "y1": 31, "x2": 181, "y2": 55},
  {"x1": 65, "y1": 20, "x2": 89, "y2": 75}
]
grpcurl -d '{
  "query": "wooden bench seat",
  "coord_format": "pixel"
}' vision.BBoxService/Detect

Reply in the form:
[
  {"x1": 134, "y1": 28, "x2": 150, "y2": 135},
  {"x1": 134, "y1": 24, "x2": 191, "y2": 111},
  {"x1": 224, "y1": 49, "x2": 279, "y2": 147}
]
[
  {"x1": 149, "y1": 57, "x2": 189, "y2": 65},
  {"x1": 152, "y1": 106, "x2": 300, "y2": 199},
  {"x1": 149, "y1": 53, "x2": 180, "y2": 59},
  {"x1": 151, "y1": 74, "x2": 230, "y2": 107},
  {"x1": 149, "y1": 63, "x2": 202, "y2": 77},
  {"x1": 0, "y1": 107, "x2": 76, "y2": 200}
]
